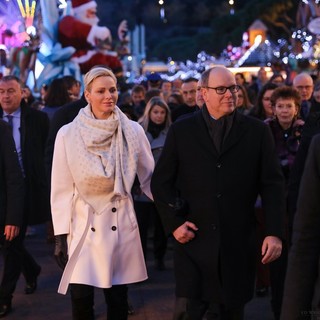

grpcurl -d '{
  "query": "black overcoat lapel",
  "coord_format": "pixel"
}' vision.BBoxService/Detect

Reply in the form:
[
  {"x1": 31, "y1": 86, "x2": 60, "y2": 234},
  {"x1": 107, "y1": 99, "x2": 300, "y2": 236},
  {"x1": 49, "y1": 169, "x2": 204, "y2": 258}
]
[{"x1": 221, "y1": 112, "x2": 248, "y2": 156}]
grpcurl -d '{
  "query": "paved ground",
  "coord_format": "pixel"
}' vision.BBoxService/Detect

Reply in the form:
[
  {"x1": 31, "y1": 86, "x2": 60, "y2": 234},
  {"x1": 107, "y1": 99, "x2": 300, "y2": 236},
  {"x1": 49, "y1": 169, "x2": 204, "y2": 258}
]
[{"x1": 0, "y1": 225, "x2": 275, "y2": 319}]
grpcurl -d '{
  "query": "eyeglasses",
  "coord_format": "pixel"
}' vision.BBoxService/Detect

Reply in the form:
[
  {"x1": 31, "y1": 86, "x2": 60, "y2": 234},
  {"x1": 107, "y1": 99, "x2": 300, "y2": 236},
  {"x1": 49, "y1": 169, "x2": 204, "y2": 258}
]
[
  {"x1": 205, "y1": 85, "x2": 240, "y2": 95},
  {"x1": 296, "y1": 85, "x2": 313, "y2": 90}
]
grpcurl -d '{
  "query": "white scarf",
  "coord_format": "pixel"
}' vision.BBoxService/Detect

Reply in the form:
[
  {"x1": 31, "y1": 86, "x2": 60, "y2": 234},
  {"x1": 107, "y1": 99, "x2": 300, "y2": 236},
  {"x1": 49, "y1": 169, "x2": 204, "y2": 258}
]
[{"x1": 65, "y1": 105, "x2": 139, "y2": 213}]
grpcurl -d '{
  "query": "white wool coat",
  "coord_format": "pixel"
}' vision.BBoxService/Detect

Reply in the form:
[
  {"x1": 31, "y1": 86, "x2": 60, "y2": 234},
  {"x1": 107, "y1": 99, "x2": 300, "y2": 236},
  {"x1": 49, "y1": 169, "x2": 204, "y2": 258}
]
[{"x1": 51, "y1": 120, "x2": 154, "y2": 294}]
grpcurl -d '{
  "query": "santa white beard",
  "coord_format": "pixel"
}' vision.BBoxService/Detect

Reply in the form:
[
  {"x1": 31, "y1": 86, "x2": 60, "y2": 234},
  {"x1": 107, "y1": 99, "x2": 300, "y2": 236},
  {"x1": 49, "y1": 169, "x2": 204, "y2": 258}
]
[{"x1": 75, "y1": 12, "x2": 100, "y2": 26}]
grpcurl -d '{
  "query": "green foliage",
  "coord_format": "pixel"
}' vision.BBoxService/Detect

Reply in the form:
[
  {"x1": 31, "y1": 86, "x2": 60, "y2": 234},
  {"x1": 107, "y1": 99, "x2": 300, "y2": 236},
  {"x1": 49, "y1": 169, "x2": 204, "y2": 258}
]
[
  {"x1": 95, "y1": 0, "x2": 299, "y2": 61},
  {"x1": 148, "y1": 36, "x2": 198, "y2": 61}
]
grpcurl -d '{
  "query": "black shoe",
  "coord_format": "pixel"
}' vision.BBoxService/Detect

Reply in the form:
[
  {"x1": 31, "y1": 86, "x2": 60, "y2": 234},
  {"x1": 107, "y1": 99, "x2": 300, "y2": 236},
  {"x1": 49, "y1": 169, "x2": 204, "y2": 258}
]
[
  {"x1": 25, "y1": 266, "x2": 41, "y2": 294},
  {"x1": 127, "y1": 302, "x2": 134, "y2": 315},
  {"x1": 256, "y1": 286, "x2": 269, "y2": 297},
  {"x1": 0, "y1": 304, "x2": 11, "y2": 318}
]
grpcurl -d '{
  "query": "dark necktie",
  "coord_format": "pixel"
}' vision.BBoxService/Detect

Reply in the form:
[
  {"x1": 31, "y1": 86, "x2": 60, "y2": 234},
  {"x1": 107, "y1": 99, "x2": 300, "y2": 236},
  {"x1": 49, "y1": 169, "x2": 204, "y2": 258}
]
[{"x1": 6, "y1": 114, "x2": 13, "y2": 129}]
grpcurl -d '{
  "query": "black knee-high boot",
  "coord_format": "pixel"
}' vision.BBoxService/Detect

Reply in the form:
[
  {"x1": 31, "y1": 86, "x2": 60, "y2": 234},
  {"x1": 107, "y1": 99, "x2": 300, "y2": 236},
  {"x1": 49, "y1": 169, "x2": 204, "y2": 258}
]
[
  {"x1": 104, "y1": 285, "x2": 128, "y2": 320},
  {"x1": 70, "y1": 284, "x2": 94, "y2": 320}
]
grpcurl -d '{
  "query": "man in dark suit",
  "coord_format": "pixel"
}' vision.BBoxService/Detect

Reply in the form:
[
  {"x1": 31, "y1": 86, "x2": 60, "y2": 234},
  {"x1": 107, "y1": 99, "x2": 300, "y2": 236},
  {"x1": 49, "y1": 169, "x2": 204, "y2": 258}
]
[
  {"x1": 171, "y1": 78, "x2": 199, "y2": 122},
  {"x1": 0, "y1": 120, "x2": 25, "y2": 317},
  {"x1": 0, "y1": 75, "x2": 50, "y2": 316},
  {"x1": 151, "y1": 66, "x2": 286, "y2": 320}
]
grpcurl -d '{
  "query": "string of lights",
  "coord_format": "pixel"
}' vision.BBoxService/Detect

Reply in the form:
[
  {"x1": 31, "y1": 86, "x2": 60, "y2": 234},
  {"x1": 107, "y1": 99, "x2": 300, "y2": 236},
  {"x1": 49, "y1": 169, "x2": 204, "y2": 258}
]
[
  {"x1": 158, "y1": 0, "x2": 167, "y2": 23},
  {"x1": 229, "y1": 0, "x2": 235, "y2": 15}
]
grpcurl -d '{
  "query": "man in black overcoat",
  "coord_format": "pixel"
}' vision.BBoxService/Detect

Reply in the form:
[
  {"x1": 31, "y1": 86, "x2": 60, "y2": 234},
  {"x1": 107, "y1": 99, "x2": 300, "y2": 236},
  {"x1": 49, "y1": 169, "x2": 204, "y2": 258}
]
[
  {"x1": 0, "y1": 76, "x2": 50, "y2": 315},
  {"x1": 151, "y1": 66, "x2": 286, "y2": 319}
]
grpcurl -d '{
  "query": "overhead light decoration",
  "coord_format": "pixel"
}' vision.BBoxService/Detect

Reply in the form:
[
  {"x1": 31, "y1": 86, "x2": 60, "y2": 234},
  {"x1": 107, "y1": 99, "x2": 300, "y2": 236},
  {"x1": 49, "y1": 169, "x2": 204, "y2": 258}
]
[
  {"x1": 16, "y1": 0, "x2": 37, "y2": 28},
  {"x1": 229, "y1": 0, "x2": 235, "y2": 15}
]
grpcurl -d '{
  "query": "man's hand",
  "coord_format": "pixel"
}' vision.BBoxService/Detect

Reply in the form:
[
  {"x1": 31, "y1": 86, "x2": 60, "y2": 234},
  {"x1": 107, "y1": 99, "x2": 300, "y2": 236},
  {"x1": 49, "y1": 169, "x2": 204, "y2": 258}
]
[
  {"x1": 4, "y1": 225, "x2": 20, "y2": 241},
  {"x1": 261, "y1": 236, "x2": 282, "y2": 264},
  {"x1": 173, "y1": 221, "x2": 198, "y2": 244}
]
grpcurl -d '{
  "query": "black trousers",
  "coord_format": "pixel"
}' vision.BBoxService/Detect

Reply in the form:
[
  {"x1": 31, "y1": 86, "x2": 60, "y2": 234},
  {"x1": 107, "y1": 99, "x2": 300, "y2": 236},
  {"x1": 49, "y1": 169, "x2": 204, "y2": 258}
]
[
  {"x1": 269, "y1": 244, "x2": 288, "y2": 320},
  {"x1": 70, "y1": 283, "x2": 128, "y2": 320},
  {"x1": 0, "y1": 224, "x2": 40, "y2": 305},
  {"x1": 173, "y1": 297, "x2": 244, "y2": 320}
]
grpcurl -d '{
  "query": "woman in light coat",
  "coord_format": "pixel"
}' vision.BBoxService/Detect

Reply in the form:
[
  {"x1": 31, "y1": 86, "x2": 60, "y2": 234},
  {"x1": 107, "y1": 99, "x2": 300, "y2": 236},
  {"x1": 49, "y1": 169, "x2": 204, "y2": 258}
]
[{"x1": 51, "y1": 67, "x2": 154, "y2": 320}]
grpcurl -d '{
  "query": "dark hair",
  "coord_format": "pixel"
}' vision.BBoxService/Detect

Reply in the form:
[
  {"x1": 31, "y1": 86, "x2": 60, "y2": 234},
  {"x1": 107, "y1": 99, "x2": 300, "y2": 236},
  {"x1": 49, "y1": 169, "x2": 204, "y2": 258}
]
[
  {"x1": 44, "y1": 78, "x2": 72, "y2": 108},
  {"x1": 131, "y1": 84, "x2": 146, "y2": 95},
  {"x1": 62, "y1": 75, "x2": 79, "y2": 90},
  {"x1": 0, "y1": 75, "x2": 22, "y2": 87},
  {"x1": 314, "y1": 80, "x2": 320, "y2": 91},
  {"x1": 270, "y1": 86, "x2": 301, "y2": 111},
  {"x1": 235, "y1": 72, "x2": 246, "y2": 82},
  {"x1": 250, "y1": 83, "x2": 278, "y2": 120},
  {"x1": 183, "y1": 77, "x2": 198, "y2": 84},
  {"x1": 237, "y1": 85, "x2": 253, "y2": 109},
  {"x1": 145, "y1": 89, "x2": 162, "y2": 104},
  {"x1": 269, "y1": 73, "x2": 284, "y2": 85},
  {"x1": 168, "y1": 92, "x2": 184, "y2": 105}
]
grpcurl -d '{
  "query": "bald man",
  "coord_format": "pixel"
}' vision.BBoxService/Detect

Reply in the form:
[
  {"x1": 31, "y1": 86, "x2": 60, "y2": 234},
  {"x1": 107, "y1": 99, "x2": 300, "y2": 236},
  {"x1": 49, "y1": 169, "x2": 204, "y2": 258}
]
[
  {"x1": 293, "y1": 72, "x2": 314, "y2": 120},
  {"x1": 151, "y1": 66, "x2": 286, "y2": 320}
]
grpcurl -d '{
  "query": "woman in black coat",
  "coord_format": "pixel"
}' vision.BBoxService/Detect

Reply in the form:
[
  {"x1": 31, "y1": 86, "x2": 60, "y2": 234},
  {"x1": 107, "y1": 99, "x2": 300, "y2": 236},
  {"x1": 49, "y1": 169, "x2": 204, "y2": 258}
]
[{"x1": 281, "y1": 133, "x2": 320, "y2": 319}]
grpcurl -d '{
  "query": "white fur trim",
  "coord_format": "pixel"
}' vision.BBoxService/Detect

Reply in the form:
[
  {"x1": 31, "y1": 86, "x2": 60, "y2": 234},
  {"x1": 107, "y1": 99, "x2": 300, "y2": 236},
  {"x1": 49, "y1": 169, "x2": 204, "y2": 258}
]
[{"x1": 87, "y1": 26, "x2": 97, "y2": 46}]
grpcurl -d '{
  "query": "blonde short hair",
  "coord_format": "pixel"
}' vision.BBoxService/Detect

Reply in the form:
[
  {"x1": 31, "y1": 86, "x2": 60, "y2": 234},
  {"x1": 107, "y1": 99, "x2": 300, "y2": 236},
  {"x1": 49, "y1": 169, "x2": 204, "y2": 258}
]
[{"x1": 84, "y1": 67, "x2": 117, "y2": 92}]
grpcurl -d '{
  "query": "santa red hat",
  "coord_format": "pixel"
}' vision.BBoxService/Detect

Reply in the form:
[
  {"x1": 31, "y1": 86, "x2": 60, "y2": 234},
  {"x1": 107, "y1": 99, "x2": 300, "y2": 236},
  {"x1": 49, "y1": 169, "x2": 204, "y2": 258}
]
[{"x1": 72, "y1": 0, "x2": 97, "y2": 14}]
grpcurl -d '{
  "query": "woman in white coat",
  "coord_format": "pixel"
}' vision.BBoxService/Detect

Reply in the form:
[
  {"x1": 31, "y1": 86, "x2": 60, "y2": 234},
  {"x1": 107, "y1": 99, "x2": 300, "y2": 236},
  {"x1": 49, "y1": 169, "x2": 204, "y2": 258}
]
[{"x1": 51, "y1": 67, "x2": 154, "y2": 320}]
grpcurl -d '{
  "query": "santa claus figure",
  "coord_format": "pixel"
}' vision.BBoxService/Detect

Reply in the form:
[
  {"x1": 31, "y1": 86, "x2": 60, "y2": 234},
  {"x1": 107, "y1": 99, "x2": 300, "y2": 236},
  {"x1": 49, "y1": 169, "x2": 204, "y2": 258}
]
[{"x1": 58, "y1": 0, "x2": 123, "y2": 75}]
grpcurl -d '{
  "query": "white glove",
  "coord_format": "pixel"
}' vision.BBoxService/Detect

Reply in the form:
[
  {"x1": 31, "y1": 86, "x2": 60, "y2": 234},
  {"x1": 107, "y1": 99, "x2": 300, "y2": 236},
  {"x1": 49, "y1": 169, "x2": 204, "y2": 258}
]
[{"x1": 87, "y1": 25, "x2": 112, "y2": 46}]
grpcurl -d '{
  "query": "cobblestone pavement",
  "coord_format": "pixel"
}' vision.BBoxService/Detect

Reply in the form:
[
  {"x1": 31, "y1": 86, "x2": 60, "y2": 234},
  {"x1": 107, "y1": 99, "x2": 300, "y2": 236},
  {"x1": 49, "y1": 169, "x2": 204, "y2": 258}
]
[{"x1": 0, "y1": 225, "x2": 275, "y2": 319}]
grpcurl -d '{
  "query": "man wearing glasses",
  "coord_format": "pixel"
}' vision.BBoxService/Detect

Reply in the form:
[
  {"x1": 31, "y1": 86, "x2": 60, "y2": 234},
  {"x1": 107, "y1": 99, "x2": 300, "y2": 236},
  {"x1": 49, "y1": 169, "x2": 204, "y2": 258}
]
[
  {"x1": 151, "y1": 66, "x2": 285, "y2": 319},
  {"x1": 293, "y1": 72, "x2": 314, "y2": 120}
]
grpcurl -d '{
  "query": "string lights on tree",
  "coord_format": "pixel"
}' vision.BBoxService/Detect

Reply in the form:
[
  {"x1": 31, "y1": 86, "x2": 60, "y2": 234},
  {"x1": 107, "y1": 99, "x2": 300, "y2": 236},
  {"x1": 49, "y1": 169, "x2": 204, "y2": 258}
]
[
  {"x1": 229, "y1": 0, "x2": 235, "y2": 15},
  {"x1": 158, "y1": 0, "x2": 167, "y2": 23}
]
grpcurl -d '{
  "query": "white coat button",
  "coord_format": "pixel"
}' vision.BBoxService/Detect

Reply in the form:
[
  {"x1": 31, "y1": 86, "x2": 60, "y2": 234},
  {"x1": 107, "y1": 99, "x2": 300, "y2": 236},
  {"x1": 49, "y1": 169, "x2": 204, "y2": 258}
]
[{"x1": 111, "y1": 226, "x2": 117, "y2": 231}]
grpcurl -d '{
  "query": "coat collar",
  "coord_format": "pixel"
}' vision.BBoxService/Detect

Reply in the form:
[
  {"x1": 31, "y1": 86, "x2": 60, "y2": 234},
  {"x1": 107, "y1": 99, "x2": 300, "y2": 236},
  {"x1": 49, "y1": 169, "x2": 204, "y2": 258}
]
[{"x1": 194, "y1": 109, "x2": 248, "y2": 157}]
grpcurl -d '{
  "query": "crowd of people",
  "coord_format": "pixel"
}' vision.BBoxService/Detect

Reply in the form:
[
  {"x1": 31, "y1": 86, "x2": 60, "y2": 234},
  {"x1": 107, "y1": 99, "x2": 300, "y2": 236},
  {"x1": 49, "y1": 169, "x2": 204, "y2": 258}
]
[{"x1": 0, "y1": 64, "x2": 320, "y2": 320}]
